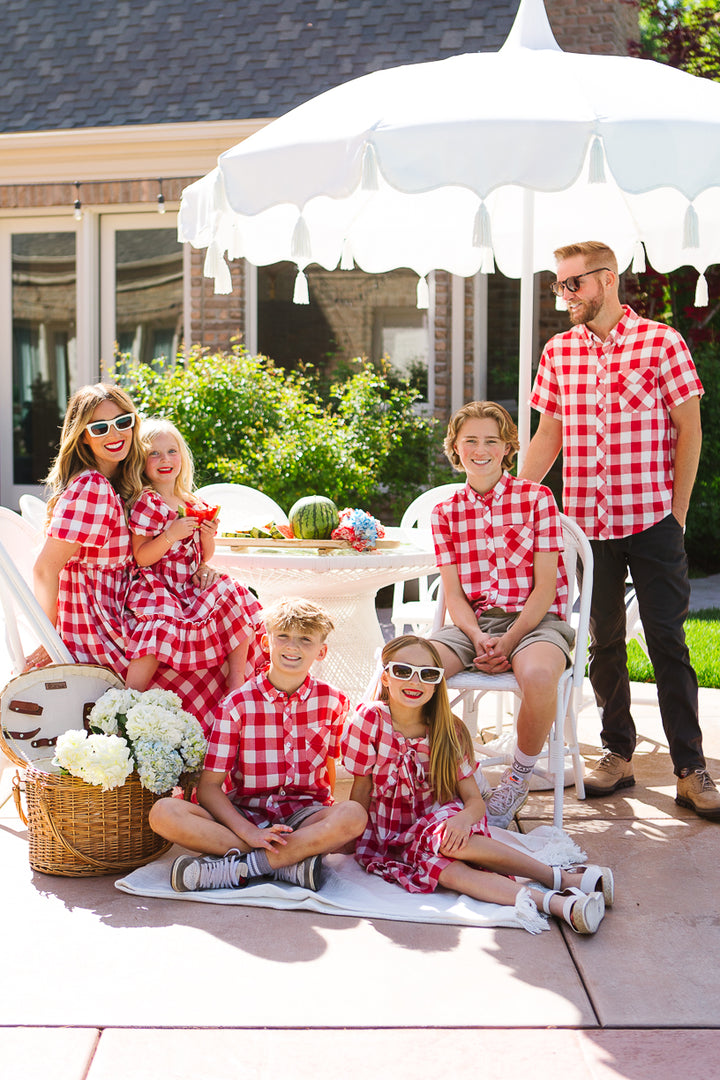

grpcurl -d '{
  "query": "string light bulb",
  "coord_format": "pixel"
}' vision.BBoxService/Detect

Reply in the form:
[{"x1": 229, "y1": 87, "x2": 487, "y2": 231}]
[
  {"x1": 157, "y1": 178, "x2": 166, "y2": 214},
  {"x1": 73, "y1": 181, "x2": 82, "y2": 221}
]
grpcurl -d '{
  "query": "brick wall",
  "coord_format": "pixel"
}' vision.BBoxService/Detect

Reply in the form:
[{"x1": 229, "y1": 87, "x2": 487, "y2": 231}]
[{"x1": 545, "y1": 0, "x2": 639, "y2": 55}]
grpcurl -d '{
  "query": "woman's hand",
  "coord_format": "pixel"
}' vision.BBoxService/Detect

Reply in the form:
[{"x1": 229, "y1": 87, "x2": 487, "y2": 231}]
[
  {"x1": 193, "y1": 563, "x2": 220, "y2": 588},
  {"x1": 23, "y1": 645, "x2": 53, "y2": 672}
]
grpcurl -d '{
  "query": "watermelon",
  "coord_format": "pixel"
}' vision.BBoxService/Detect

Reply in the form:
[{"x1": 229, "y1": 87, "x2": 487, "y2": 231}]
[{"x1": 288, "y1": 496, "x2": 340, "y2": 540}]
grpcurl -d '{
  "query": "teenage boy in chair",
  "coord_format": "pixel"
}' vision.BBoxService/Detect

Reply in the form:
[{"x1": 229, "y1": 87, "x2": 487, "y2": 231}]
[
  {"x1": 429, "y1": 401, "x2": 575, "y2": 829},
  {"x1": 149, "y1": 598, "x2": 367, "y2": 891}
]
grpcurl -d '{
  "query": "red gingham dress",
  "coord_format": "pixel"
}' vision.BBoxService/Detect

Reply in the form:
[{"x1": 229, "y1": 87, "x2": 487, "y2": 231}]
[
  {"x1": 125, "y1": 489, "x2": 264, "y2": 677},
  {"x1": 47, "y1": 471, "x2": 135, "y2": 673},
  {"x1": 204, "y1": 671, "x2": 349, "y2": 826},
  {"x1": 47, "y1": 471, "x2": 230, "y2": 727},
  {"x1": 342, "y1": 702, "x2": 490, "y2": 894}
]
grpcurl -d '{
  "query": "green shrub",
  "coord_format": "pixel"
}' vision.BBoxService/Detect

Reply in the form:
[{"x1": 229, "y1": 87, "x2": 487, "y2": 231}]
[
  {"x1": 112, "y1": 346, "x2": 446, "y2": 521},
  {"x1": 685, "y1": 346, "x2": 720, "y2": 573}
]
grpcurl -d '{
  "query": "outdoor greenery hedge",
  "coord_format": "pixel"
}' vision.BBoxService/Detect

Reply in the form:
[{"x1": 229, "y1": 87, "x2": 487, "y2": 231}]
[{"x1": 113, "y1": 346, "x2": 453, "y2": 523}]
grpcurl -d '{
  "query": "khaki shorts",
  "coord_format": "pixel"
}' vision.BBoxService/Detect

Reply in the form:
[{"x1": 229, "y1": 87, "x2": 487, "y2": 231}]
[{"x1": 429, "y1": 609, "x2": 575, "y2": 671}]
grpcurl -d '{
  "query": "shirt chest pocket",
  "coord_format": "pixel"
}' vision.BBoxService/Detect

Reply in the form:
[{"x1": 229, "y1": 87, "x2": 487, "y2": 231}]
[
  {"x1": 615, "y1": 367, "x2": 657, "y2": 412},
  {"x1": 500, "y1": 523, "x2": 535, "y2": 568},
  {"x1": 301, "y1": 725, "x2": 330, "y2": 770}
]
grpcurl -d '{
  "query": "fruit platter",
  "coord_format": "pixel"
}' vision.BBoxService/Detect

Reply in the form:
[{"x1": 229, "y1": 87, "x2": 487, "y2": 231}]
[{"x1": 218, "y1": 497, "x2": 397, "y2": 552}]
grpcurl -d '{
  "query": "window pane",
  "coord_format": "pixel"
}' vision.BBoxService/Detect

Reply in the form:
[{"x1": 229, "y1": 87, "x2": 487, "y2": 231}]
[
  {"x1": 115, "y1": 229, "x2": 183, "y2": 367},
  {"x1": 257, "y1": 264, "x2": 428, "y2": 397},
  {"x1": 12, "y1": 233, "x2": 76, "y2": 485}
]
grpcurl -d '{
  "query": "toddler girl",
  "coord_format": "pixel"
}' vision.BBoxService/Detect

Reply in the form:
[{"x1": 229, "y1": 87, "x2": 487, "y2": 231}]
[
  {"x1": 125, "y1": 418, "x2": 263, "y2": 694},
  {"x1": 342, "y1": 634, "x2": 614, "y2": 934}
]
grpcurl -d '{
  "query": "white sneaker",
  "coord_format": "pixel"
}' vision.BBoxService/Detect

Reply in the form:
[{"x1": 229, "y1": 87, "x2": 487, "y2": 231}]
[{"x1": 485, "y1": 769, "x2": 531, "y2": 829}]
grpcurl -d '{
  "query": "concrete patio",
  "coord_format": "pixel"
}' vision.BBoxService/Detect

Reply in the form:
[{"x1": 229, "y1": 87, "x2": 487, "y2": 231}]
[{"x1": 1, "y1": 584, "x2": 719, "y2": 1078}]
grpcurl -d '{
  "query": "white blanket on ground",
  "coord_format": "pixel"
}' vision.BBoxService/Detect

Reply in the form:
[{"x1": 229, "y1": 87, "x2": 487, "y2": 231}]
[{"x1": 115, "y1": 826, "x2": 587, "y2": 933}]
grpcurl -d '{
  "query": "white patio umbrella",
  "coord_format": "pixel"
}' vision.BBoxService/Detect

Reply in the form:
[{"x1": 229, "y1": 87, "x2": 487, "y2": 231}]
[{"x1": 179, "y1": 0, "x2": 720, "y2": 453}]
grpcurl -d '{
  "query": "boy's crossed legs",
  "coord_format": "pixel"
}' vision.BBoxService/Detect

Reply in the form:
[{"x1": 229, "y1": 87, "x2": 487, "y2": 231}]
[{"x1": 149, "y1": 796, "x2": 367, "y2": 892}]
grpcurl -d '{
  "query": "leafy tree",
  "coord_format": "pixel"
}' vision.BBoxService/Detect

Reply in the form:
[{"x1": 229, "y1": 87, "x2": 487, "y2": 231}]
[
  {"x1": 630, "y1": 1, "x2": 720, "y2": 80},
  {"x1": 112, "y1": 346, "x2": 447, "y2": 523}
]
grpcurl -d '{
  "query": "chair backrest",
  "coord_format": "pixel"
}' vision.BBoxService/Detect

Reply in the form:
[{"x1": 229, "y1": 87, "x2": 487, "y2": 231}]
[
  {"x1": 0, "y1": 522, "x2": 73, "y2": 674},
  {"x1": 195, "y1": 483, "x2": 289, "y2": 531},
  {"x1": 431, "y1": 512, "x2": 593, "y2": 689},
  {"x1": 19, "y1": 493, "x2": 48, "y2": 534},
  {"x1": 400, "y1": 483, "x2": 465, "y2": 530},
  {"x1": 0, "y1": 506, "x2": 41, "y2": 587}
]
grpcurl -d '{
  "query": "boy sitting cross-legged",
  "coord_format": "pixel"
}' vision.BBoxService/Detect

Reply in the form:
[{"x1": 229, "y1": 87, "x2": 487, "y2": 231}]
[
  {"x1": 429, "y1": 401, "x2": 575, "y2": 830},
  {"x1": 149, "y1": 598, "x2": 368, "y2": 892}
]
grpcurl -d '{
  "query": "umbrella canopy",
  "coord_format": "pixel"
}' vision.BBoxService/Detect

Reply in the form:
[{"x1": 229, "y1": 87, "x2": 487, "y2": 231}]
[{"x1": 179, "y1": 0, "x2": 720, "y2": 448}]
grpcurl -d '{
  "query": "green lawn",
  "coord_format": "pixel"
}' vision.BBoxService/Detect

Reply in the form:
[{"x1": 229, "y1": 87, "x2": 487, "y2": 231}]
[{"x1": 626, "y1": 608, "x2": 720, "y2": 689}]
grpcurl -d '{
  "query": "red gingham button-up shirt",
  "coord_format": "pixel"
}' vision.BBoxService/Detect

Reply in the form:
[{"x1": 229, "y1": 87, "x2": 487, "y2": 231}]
[
  {"x1": 203, "y1": 670, "x2": 349, "y2": 825},
  {"x1": 530, "y1": 306, "x2": 704, "y2": 540},
  {"x1": 431, "y1": 473, "x2": 568, "y2": 617}
]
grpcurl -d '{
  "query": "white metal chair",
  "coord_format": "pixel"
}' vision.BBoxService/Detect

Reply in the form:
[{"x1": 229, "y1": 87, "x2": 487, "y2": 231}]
[
  {"x1": 391, "y1": 483, "x2": 464, "y2": 636},
  {"x1": 431, "y1": 513, "x2": 593, "y2": 828},
  {"x1": 19, "y1": 493, "x2": 48, "y2": 534},
  {"x1": 195, "y1": 483, "x2": 289, "y2": 533},
  {"x1": 0, "y1": 508, "x2": 73, "y2": 676}
]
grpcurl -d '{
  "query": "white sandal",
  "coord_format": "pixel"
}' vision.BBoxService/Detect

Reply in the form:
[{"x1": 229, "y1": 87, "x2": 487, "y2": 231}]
[
  {"x1": 550, "y1": 864, "x2": 614, "y2": 907},
  {"x1": 542, "y1": 887, "x2": 605, "y2": 935}
]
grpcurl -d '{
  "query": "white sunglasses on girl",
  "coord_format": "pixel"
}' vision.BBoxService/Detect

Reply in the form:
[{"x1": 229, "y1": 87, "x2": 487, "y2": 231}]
[
  {"x1": 384, "y1": 661, "x2": 444, "y2": 685},
  {"x1": 85, "y1": 412, "x2": 136, "y2": 438}
]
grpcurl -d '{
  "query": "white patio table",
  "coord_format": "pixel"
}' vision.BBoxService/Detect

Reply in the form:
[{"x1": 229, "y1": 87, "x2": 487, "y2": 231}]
[{"x1": 211, "y1": 526, "x2": 435, "y2": 705}]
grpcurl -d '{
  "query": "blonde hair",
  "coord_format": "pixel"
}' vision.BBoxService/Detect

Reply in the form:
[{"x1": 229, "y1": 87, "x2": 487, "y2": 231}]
[
  {"x1": 45, "y1": 383, "x2": 144, "y2": 513},
  {"x1": 380, "y1": 635, "x2": 475, "y2": 805},
  {"x1": 553, "y1": 240, "x2": 618, "y2": 275},
  {"x1": 443, "y1": 400, "x2": 519, "y2": 473},
  {"x1": 137, "y1": 417, "x2": 195, "y2": 505},
  {"x1": 263, "y1": 598, "x2": 335, "y2": 641}
]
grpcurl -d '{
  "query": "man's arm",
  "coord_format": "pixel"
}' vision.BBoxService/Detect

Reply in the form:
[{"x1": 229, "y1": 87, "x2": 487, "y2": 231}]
[
  {"x1": 517, "y1": 413, "x2": 563, "y2": 483},
  {"x1": 669, "y1": 395, "x2": 702, "y2": 528}
]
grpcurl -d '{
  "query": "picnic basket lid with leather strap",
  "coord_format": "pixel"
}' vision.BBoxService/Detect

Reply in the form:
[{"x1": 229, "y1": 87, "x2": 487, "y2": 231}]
[{"x1": 0, "y1": 664, "x2": 172, "y2": 877}]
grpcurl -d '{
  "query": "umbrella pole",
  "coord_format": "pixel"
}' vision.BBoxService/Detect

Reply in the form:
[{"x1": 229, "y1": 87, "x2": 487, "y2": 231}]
[{"x1": 517, "y1": 188, "x2": 535, "y2": 467}]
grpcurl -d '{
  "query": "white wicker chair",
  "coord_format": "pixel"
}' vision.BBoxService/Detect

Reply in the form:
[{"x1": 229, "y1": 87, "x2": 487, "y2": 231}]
[{"x1": 432, "y1": 513, "x2": 593, "y2": 829}]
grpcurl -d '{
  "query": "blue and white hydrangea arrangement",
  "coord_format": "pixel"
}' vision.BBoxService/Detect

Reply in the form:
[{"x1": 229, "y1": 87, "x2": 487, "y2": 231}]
[{"x1": 53, "y1": 688, "x2": 207, "y2": 794}]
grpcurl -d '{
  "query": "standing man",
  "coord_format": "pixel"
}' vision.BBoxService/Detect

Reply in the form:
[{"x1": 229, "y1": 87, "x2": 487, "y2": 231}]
[{"x1": 521, "y1": 240, "x2": 720, "y2": 820}]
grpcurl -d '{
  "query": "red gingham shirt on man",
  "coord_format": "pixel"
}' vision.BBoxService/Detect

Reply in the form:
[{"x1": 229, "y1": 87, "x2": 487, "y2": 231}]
[
  {"x1": 431, "y1": 473, "x2": 568, "y2": 617},
  {"x1": 530, "y1": 306, "x2": 704, "y2": 541},
  {"x1": 203, "y1": 670, "x2": 349, "y2": 826}
]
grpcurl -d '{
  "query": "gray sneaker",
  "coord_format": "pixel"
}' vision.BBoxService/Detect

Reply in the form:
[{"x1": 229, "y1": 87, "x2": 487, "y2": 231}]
[
  {"x1": 676, "y1": 769, "x2": 720, "y2": 821},
  {"x1": 485, "y1": 769, "x2": 531, "y2": 829},
  {"x1": 274, "y1": 854, "x2": 323, "y2": 891},
  {"x1": 171, "y1": 849, "x2": 249, "y2": 892},
  {"x1": 583, "y1": 751, "x2": 635, "y2": 797}
]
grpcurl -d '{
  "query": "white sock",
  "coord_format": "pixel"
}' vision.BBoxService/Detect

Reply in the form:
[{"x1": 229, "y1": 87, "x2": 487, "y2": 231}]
[{"x1": 510, "y1": 747, "x2": 539, "y2": 784}]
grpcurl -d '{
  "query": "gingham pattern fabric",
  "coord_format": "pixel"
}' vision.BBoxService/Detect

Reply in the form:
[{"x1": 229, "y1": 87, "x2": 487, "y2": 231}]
[
  {"x1": 530, "y1": 306, "x2": 704, "y2": 540},
  {"x1": 125, "y1": 489, "x2": 264, "y2": 676},
  {"x1": 47, "y1": 471, "x2": 229, "y2": 728},
  {"x1": 48, "y1": 471, "x2": 135, "y2": 672},
  {"x1": 204, "y1": 671, "x2": 349, "y2": 825},
  {"x1": 341, "y1": 702, "x2": 489, "y2": 894},
  {"x1": 431, "y1": 474, "x2": 568, "y2": 617}
]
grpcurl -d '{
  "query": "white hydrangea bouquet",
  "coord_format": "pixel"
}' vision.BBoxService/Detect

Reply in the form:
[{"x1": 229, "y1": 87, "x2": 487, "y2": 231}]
[{"x1": 52, "y1": 688, "x2": 207, "y2": 795}]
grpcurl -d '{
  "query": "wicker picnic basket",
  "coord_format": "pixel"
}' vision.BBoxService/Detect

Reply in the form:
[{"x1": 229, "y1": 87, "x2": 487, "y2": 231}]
[{"x1": 1, "y1": 664, "x2": 172, "y2": 877}]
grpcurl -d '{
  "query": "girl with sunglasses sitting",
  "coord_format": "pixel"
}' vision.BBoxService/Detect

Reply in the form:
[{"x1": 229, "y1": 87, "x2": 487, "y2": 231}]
[
  {"x1": 32, "y1": 384, "x2": 230, "y2": 723},
  {"x1": 342, "y1": 634, "x2": 613, "y2": 934}
]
